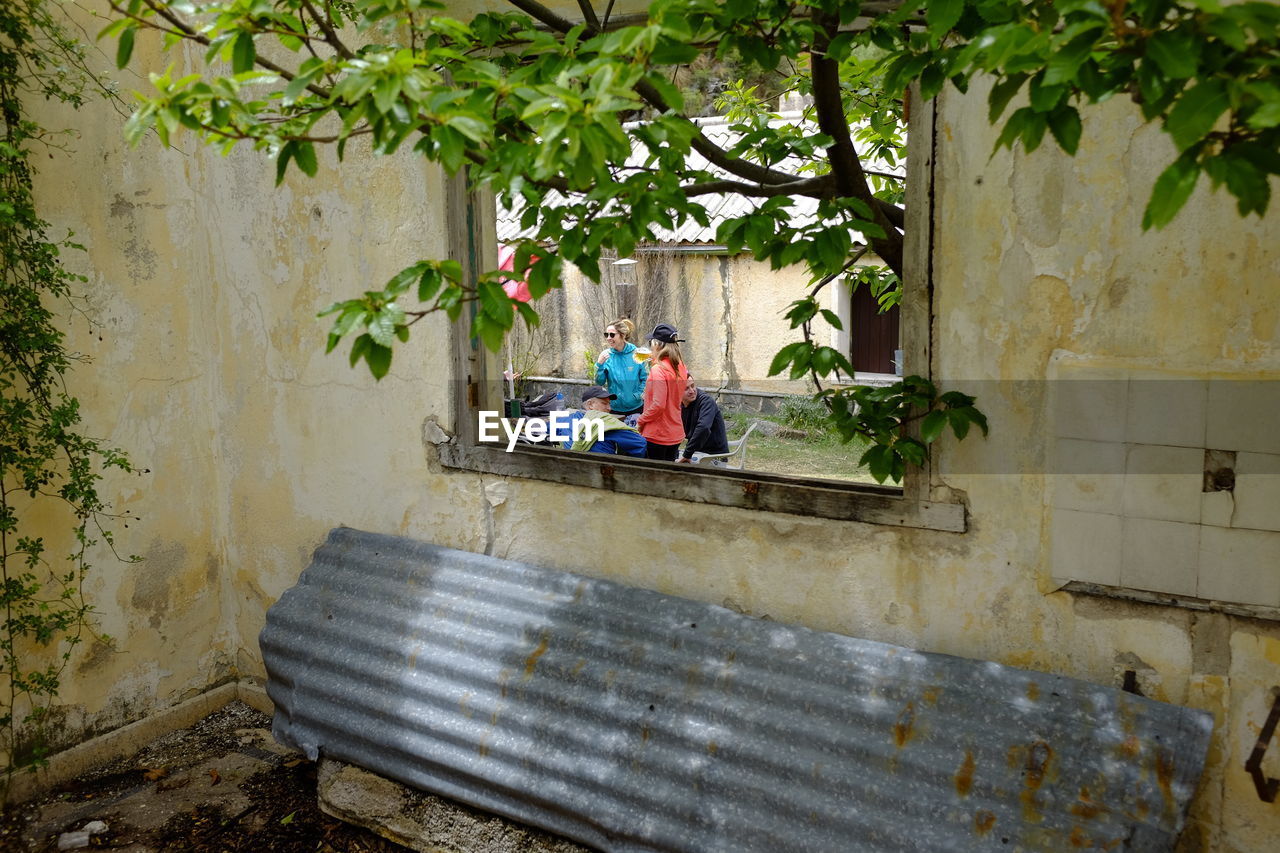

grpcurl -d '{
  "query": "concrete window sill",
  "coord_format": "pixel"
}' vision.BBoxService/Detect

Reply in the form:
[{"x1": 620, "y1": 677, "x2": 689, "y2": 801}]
[{"x1": 438, "y1": 442, "x2": 966, "y2": 532}]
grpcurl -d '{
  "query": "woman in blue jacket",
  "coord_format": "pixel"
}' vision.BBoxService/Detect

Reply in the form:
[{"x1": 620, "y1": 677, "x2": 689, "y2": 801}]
[{"x1": 593, "y1": 317, "x2": 648, "y2": 415}]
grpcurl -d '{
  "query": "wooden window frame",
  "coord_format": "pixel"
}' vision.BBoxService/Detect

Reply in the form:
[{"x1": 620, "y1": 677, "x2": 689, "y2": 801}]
[{"x1": 437, "y1": 90, "x2": 965, "y2": 533}]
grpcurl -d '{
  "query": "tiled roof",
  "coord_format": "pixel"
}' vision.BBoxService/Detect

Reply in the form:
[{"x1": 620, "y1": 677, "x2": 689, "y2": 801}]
[{"x1": 495, "y1": 112, "x2": 904, "y2": 246}]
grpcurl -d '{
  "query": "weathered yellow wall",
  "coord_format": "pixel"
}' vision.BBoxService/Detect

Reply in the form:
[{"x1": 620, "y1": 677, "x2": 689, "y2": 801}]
[
  {"x1": 531, "y1": 253, "x2": 855, "y2": 391},
  {"x1": 23, "y1": 7, "x2": 1280, "y2": 850},
  {"x1": 19, "y1": 22, "x2": 452, "y2": 750},
  {"x1": 431, "y1": 86, "x2": 1280, "y2": 849}
]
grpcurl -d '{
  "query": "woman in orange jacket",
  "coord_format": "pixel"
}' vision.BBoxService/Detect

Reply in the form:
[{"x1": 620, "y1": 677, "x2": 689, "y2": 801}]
[{"x1": 636, "y1": 323, "x2": 690, "y2": 461}]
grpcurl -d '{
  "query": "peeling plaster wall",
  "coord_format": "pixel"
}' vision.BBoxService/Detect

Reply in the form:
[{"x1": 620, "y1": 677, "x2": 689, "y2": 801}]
[
  {"x1": 19, "y1": 24, "x2": 451, "y2": 752},
  {"x1": 21, "y1": 9, "x2": 1280, "y2": 848}
]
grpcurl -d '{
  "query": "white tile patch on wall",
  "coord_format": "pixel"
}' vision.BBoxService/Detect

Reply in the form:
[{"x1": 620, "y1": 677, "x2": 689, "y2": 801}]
[
  {"x1": 1122, "y1": 444, "x2": 1204, "y2": 524},
  {"x1": 1125, "y1": 377, "x2": 1207, "y2": 448},
  {"x1": 1046, "y1": 360, "x2": 1279, "y2": 609},
  {"x1": 1051, "y1": 378, "x2": 1128, "y2": 443},
  {"x1": 1047, "y1": 438, "x2": 1126, "y2": 514},
  {"x1": 1231, "y1": 452, "x2": 1280, "y2": 533},
  {"x1": 1120, "y1": 517, "x2": 1199, "y2": 597},
  {"x1": 1051, "y1": 508, "x2": 1122, "y2": 587},
  {"x1": 1197, "y1": 526, "x2": 1280, "y2": 608},
  {"x1": 1201, "y1": 491, "x2": 1235, "y2": 528},
  {"x1": 1206, "y1": 381, "x2": 1280, "y2": 456}
]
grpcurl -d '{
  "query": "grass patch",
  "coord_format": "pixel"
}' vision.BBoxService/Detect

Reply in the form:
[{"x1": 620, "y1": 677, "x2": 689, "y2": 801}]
[{"x1": 725, "y1": 410, "x2": 877, "y2": 485}]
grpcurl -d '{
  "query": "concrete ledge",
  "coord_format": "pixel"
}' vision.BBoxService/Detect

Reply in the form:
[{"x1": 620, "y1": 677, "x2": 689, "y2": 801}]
[
  {"x1": 236, "y1": 679, "x2": 274, "y2": 715},
  {"x1": 317, "y1": 760, "x2": 591, "y2": 853},
  {"x1": 7, "y1": 680, "x2": 272, "y2": 804}
]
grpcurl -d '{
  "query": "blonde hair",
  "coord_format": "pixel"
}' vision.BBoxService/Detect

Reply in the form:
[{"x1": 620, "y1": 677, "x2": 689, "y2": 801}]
[
  {"x1": 652, "y1": 340, "x2": 683, "y2": 370},
  {"x1": 609, "y1": 317, "x2": 635, "y2": 342}
]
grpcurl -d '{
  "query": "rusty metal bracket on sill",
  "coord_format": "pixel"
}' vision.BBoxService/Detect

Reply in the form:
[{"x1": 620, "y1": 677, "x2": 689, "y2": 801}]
[{"x1": 1245, "y1": 689, "x2": 1280, "y2": 803}]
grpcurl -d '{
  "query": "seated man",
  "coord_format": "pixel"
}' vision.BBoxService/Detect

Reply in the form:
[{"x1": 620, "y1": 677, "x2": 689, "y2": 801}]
[
  {"x1": 678, "y1": 377, "x2": 729, "y2": 463},
  {"x1": 559, "y1": 386, "x2": 646, "y2": 457}
]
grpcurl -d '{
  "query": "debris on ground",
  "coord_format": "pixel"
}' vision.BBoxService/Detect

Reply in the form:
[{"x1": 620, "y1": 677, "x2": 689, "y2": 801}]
[{"x1": 1, "y1": 701, "x2": 411, "y2": 852}]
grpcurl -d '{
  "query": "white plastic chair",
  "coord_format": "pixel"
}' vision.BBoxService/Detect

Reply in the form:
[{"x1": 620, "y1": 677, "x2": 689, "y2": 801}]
[{"x1": 690, "y1": 421, "x2": 758, "y2": 470}]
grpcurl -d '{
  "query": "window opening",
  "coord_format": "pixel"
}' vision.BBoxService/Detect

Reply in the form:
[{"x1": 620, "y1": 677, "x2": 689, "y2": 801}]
[{"x1": 440, "y1": 91, "x2": 962, "y2": 532}]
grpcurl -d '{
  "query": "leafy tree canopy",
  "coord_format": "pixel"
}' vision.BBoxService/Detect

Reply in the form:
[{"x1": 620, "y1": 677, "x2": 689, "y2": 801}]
[{"x1": 104, "y1": 0, "x2": 1277, "y2": 481}]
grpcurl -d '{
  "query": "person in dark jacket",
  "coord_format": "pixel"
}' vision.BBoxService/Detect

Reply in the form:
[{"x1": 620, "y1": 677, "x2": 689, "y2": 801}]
[{"x1": 678, "y1": 376, "x2": 729, "y2": 463}]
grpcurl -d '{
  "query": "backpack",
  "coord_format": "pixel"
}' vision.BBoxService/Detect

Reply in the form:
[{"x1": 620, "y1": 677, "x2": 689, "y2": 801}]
[{"x1": 520, "y1": 391, "x2": 559, "y2": 418}]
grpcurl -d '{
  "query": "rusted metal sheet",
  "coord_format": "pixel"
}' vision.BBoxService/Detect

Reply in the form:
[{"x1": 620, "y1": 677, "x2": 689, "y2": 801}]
[{"x1": 261, "y1": 528, "x2": 1213, "y2": 852}]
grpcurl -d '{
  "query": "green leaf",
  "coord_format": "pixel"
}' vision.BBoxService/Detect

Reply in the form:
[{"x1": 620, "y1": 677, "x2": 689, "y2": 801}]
[
  {"x1": 768, "y1": 342, "x2": 805, "y2": 377},
  {"x1": 116, "y1": 27, "x2": 135, "y2": 70},
  {"x1": 643, "y1": 74, "x2": 685, "y2": 111},
  {"x1": 515, "y1": 301, "x2": 540, "y2": 328},
  {"x1": 921, "y1": 409, "x2": 948, "y2": 443},
  {"x1": 446, "y1": 115, "x2": 488, "y2": 144},
  {"x1": 275, "y1": 141, "x2": 295, "y2": 187},
  {"x1": 232, "y1": 31, "x2": 255, "y2": 75},
  {"x1": 948, "y1": 409, "x2": 971, "y2": 440},
  {"x1": 365, "y1": 341, "x2": 393, "y2": 380},
  {"x1": 988, "y1": 73, "x2": 1027, "y2": 123},
  {"x1": 861, "y1": 444, "x2": 893, "y2": 483},
  {"x1": 280, "y1": 812, "x2": 296, "y2": 826},
  {"x1": 349, "y1": 333, "x2": 371, "y2": 367},
  {"x1": 1247, "y1": 99, "x2": 1280, "y2": 131},
  {"x1": 282, "y1": 68, "x2": 321, "y2": 106},
  {"x1": 1044, "y1": 28, "x2": 1103, "y2": 87},
  {"x1": 788, "y1": 344, "x2": 813, "y2": 380},
  {"x1": 1146, "y1": 29, "x2": 1199, "y2": 79},
  {"x1": 1028, "y1": 73, "x2": 1065, "y2": 113},
  {"x1": 386, "y1": 263, "x2": 426, "y2": 296},
  {"x1": 651, "y1": 39, "x2": 700, "y2": 65},
  {"x1": 1047, "y1": 105, "x2": 1082, "y2": 155},
  {"x1": 919, "y1": 64, "x2": 946, "y2": 102},
  {"x1": 368, "y1": 311, "x2": 396, "y2": 347},
  {"x1": 293, "y1": 141, "x2": 318, "y2": 178},
  {"x1": 897, "y1": 438, "x2": 927, "y2": 466},
  {"x1": 1165, "y1": 79, "x2": 1228, "y2": 152},
  {"x1": 927, "y1": 0, "x2": 964, "y2": 38},
  {"x1": 417, "y1": 267, "x2": 443, "y2": 302},
  {"x1": 472, "y1": 312, "x2": 506, "y2": 352},
  {"x1": 478, "y1": 280, "x2": 514, "y2": 327},
  {"x1": 1221, "y1": 155, "x2": 1270, "y2": 217}
]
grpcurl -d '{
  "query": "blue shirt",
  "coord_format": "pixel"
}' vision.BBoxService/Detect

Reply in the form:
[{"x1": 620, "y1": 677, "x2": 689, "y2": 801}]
[
  {"x1": 559, "y1": 411, "x2": 647, "y2": 457},
  {"x1": 594, "y1": 343, "x2": 648, "y2": 412}
]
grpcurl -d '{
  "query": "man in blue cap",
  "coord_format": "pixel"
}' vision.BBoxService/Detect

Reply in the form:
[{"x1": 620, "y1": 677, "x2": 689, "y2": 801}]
[{"x1": 559, "y1": 386, "x2": 647, "y2": 457}]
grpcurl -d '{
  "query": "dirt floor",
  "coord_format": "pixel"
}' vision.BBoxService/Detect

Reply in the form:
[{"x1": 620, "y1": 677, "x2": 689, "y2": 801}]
[{"x1": 1, "y1": 702, "x2": 410, "y2": 852}]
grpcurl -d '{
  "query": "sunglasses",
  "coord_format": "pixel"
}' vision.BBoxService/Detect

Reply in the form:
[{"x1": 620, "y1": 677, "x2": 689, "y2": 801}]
[{"x1": 604, "y1": 332, "x2": 618, "y2": 339}]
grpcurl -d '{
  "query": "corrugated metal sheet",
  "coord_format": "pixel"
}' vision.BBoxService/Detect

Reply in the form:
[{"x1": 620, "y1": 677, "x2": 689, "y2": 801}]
[
  {"x1": 495, "y1": 113, "x2": 903, "y2": 246},
  {"x1": 261, "y1": 528, "x2": 1213, "y2": 852}
]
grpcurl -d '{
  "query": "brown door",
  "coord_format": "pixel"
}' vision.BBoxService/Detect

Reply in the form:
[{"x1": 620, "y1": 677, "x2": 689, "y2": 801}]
[{"x1": 850, "y1": 284, "x2": 900, "y2": 374}]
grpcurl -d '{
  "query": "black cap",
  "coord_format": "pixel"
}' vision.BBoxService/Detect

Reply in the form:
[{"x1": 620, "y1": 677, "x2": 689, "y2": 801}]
[
  {"x1": 649, "y1": 323, "x2": 684, "y2": 343},
  {"x1": 581, "y1": 386, "x2": 617, "y2": 404}
]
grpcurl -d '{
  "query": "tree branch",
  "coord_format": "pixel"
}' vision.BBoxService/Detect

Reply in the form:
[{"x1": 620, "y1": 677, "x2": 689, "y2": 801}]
[
  {"x1": 810, "y1": 12, "x2": 904, "y2": 276},
  {"x1": 126, "y1": 2, "x2": 334, "y2": 100},
  {"x1": 683, "y1": 176, "x2": 831, "y2": 198},
  {"x1": 300, "y1": 0, "x2": 353, "y2": 59},
  {"x1": 575, "y1": 0, "x2": 601, "y2": 30},
  {"x1": 876, "y1": 199, "x2": 904, "y2": 231},
  {"x1": 503, "y1": 0, "x2": 814, "y2": 190}
]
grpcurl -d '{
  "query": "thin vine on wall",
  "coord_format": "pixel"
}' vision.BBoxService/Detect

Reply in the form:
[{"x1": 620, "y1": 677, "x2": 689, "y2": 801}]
[{"x1": 0, "y1": 0, "x2": 136, "y2": 794}]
